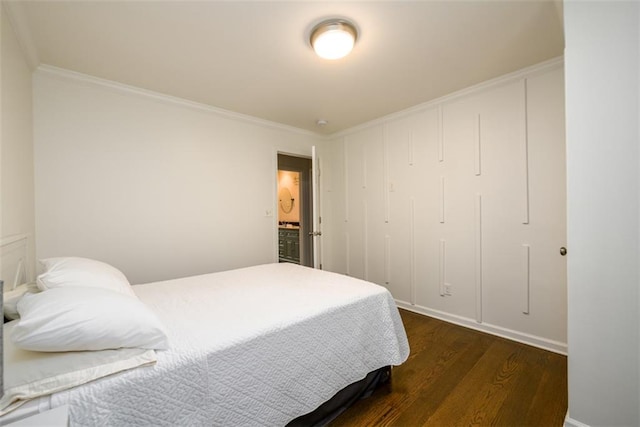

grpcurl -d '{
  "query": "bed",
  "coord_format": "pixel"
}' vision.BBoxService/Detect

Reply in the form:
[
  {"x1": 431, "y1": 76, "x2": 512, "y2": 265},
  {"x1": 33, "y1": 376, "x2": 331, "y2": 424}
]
[{"x1": 1, "y1": 250, "x2": 409, "y2": 426}]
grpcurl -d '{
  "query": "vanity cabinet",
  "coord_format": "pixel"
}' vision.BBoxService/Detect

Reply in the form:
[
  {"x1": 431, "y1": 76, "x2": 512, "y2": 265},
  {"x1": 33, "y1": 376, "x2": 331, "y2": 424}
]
[{"x1": 278, "y1": 228, "x2": 300, "y2": 264}]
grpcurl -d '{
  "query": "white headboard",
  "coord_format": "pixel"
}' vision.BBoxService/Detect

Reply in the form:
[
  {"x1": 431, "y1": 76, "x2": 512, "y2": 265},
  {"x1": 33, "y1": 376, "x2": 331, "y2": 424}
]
[{"x1": 1, "y1": 234, "x2": 32, "y2": 292}]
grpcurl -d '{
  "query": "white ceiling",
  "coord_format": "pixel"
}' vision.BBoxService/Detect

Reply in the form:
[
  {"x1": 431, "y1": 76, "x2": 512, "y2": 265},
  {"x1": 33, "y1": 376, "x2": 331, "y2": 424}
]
[{"x1": 8, "y1": 1, "x2": 564, "y2": 134}]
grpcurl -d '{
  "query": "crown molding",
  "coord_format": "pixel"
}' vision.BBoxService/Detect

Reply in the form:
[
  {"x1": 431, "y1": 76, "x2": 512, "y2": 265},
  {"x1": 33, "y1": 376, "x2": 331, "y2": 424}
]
[
  {"x1": 330, "y1": 56, "x2": 564, "y2": 139},
  {"x1": 35, "y1": 64, "x2": 324, "y2": 139},
  {"x1": 34, "y1": 56, "x2": 563, "y2": 142},
  {"x1": 2, "y1": 1, "x2": 40, "y2": 69}
]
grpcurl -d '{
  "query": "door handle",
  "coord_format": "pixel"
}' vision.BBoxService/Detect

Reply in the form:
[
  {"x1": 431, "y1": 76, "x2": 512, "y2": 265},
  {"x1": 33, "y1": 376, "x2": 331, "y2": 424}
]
[
  {"x1": 560, "y1": 247, "x2": 567, "y2": 256},
  {"x1": 308, "y1": 231, "x2": 322, "y2": 236}
]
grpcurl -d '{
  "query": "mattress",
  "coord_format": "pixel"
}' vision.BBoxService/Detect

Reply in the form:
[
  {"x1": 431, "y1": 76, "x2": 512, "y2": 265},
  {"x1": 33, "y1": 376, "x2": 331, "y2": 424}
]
[{"x1": 32, "y1": 263, "x2": 410, "y2": 426}]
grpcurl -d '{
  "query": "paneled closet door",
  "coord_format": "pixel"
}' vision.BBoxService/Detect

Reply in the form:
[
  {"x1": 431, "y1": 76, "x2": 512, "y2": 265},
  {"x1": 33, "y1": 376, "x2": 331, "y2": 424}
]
[{"x1": 334, "y1": 64, "x2": 566, "y2": 348}]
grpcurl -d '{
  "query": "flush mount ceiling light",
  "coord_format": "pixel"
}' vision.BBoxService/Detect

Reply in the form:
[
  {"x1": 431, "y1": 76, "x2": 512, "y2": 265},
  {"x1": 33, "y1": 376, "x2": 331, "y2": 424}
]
[{"x1": 310, "y1": 19, "x2": 358, "y2": 60}]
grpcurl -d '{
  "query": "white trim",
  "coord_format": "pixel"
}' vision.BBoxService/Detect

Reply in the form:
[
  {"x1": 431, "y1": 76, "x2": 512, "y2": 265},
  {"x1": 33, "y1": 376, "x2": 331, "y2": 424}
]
[
  {"x1": 396, "y1": 301, "x2": 567, "y2": 355},
  {"x1": 271, "y1": 148, "x2": 280, "y2": 264},
  {"x1": 0, "y1": 234, "x2": 29, "y2": 248},
  {"x1": 331, "y1": 56, "x2": 564, "y2": 139},
  {"x1": 382, "y1": 124, "x2": 390, "y2": 223},
  {"x1": 439, "y1": 176, "x2": 445, "y2": 223},
  {"x1": 438, "y1": 239, "x2": 446, "y2": 296},
  {"x1": 437, "y1": 105, "x2": 444, "y2": 162},
  {"x1": 522, "y1": 244, "x2": 531, "y2": 315},
  {"x1": 343, "y1": 137, "x2": 350, "y2": 223},
  {"x1": 474, "y1": 114, "x2": 482, "y2": 176},
  {"x1": 474, "y1": 193, "x2": 483, "y2": 323},
  {"x1": 1, "y1": 234, "x2": 33, "y2": 290},
  {"x1": 520, "y1": 78, "x2": 531, "y2": 224},
  {"x1": 409, "y1": 198, "x2": 416, "y2": 305},
  {"x1": 345, "y1": 232, "x2": 351, "y2": 276},
  {"x1": 33, "y1": 58, "x2": 562, "y2": 141},
  {"x1": 35, "y1": 65, "x2": 321, "y2": 138},
  {"x1": 384, "y1": 235, "x2": 391, "y2": 285},
  {"x1": 564, "y1": 413, "x2": 590, "y2": 427},
  {"x1": 407, "y1": 130, "x2": 414, "y2": 166},
  {"x1": 363, "y1": 200, "x2": 368, "y2": 280},
  {"x1": 2, "y1": 1, "x2": 40, "y2": 69}
]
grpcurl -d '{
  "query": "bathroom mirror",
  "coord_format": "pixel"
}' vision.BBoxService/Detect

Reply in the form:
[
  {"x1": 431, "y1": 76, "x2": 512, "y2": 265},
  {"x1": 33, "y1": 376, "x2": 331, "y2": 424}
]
[{"x1": 279, "y1": 187, "x2": 294, "y2": 213}]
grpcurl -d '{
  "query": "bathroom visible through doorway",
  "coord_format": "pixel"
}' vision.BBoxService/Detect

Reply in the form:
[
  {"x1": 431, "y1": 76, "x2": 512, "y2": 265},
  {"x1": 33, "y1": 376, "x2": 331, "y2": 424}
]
[{"x1": 277, "y1": 154, "x2": 313, "y2": 267}]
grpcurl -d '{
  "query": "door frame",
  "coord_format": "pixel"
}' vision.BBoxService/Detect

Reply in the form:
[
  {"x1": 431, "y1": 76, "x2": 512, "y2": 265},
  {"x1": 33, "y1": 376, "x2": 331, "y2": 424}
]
[{"x1": 273, "y1": 149, "x2": 316, "y2": 267}]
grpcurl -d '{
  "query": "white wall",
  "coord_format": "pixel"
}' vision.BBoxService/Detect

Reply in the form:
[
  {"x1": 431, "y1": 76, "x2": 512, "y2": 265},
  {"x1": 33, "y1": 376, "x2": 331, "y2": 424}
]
[
  {"x1": 564, "y1": 1, "x2": 640, "y2": 426},
  {"x1": 33, "y1": 68, "x2": 322, "y2": 285},
  {"x1": 1, "y1": 3, "x2": 36, "y2": 281},
  {"x1": 322, "y1": 60, "x2": 566, "y2": 353}
]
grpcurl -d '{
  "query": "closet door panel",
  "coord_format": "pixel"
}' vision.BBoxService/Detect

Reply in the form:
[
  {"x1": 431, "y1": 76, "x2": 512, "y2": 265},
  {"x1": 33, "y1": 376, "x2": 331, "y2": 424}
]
[
  {"x1": 385, "y1": 115, "x2": 418, "y2": 304},
  {"x1": 344, "y1": 126, "x2": 384, "y2": 282},
  {"x1": 521, "y1": 68, "x2": 566, "y2": 343},
  {"x1": 436, "y1": 96, "x2": 483, "y2": 319},
  {"x1": 344, "y1": 134, "x2": 365, "y2": 279},
  {"x1": 413, "y1": 108, "x2": 441, "y2": 309},
  {"x1": 476, "y1": 82, "x2": 529, "y2": 330}
]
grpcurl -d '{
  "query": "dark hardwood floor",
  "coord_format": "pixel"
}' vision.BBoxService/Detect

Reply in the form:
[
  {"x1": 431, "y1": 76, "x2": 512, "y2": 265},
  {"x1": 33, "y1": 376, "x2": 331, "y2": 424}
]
[{"x1": 331, "y1": 309, "x2": 567, "y2": 426}]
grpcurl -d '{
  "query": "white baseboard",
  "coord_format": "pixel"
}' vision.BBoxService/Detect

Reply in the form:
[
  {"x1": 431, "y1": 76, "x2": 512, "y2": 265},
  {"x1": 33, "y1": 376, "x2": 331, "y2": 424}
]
[
  {"x1": 395, "y1": 300, "x2": 567, "y2": 355},
  {"x1": 564, "y1": 411, "x2": 590, "y2": 427}
]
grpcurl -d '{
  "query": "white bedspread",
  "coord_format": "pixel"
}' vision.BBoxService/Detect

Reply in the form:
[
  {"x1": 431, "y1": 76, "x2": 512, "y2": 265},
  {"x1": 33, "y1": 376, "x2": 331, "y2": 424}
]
[{"x1": 49, "y1": 263, "x2": 410, "y2": 426}]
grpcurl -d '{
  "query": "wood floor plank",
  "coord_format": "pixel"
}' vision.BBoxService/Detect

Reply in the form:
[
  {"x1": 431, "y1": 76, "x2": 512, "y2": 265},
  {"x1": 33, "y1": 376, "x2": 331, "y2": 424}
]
[
  {"x1": 425, "y1": 340, "x2": 526, "y2": 426},
  {"x1": 331, "y1": 315, "x2": 473, "y2": 427},
  {"x1": 523, "y1": 352, "x2": 568, "y2": 426},
  {"x1": 390, "y1": 333, "x2": 493, "y2": 426},
  {"x1": 331, "y1": 309, "x2": 567, "y2": 427},
  {"x1": 492, "y1": 345, "x2": 555, "y2": 426}
]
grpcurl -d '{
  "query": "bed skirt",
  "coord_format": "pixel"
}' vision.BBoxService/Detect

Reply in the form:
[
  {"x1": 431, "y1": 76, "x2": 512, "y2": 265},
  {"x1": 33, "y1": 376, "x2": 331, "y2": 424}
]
[{"x1": 287, "y1": 366, "x2": 392, "y2": 427}]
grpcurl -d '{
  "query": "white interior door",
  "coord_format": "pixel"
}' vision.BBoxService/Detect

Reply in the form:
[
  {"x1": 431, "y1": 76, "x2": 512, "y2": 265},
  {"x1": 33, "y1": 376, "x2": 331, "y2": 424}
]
[{"x1": 311, "y1": 146, "x2": 322, "y2": 269}]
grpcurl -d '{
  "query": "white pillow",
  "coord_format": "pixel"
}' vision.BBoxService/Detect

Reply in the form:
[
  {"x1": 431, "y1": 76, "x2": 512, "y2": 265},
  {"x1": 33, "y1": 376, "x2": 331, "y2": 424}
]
[
  {"x1": 37, "y1": 257, "x2": 135, "y2": 297},
  {"x1": 12, "y1": 287, "x2": 169, "y2": 352}
]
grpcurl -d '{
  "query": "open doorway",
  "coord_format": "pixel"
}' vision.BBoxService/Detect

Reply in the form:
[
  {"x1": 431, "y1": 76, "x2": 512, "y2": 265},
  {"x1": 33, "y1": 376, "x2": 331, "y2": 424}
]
[{"x1": 277, "y1": 154, "x2": 313, "y2": 267}]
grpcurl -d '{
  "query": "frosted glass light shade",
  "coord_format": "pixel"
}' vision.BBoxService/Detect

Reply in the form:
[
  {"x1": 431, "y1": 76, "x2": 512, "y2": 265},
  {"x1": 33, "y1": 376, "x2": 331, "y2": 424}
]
[{"x1": 310, "y1": 20, "x2": 357, "y2": 60}]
